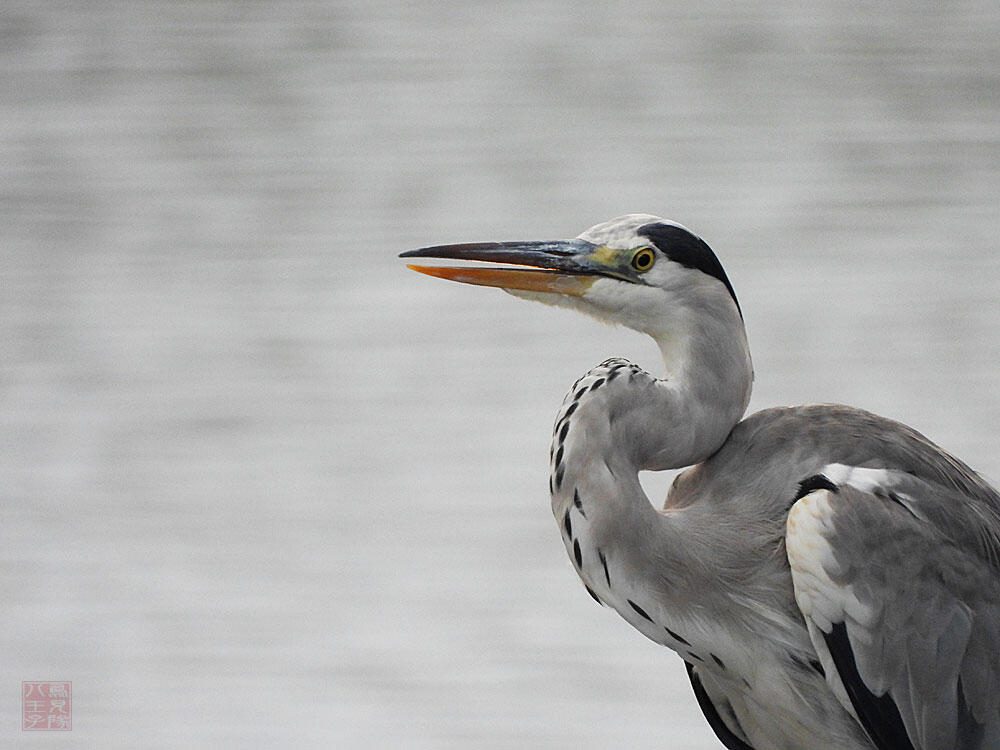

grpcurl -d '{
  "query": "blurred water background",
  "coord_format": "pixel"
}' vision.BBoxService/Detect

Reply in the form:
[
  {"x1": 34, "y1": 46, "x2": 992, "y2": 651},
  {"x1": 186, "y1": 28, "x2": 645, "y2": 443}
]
[{"x1": 2, "y1": 1, "x2": 999, "y2": 747}]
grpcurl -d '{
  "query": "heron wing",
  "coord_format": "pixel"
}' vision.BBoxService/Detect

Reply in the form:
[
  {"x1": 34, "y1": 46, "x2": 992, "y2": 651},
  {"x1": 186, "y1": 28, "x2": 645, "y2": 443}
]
[
  {"x1": 786, "y1": 467, "x2": 1000, "y2": 750},
  {"x1": 685, "y1": 661, "x2": 756, "y2": 750}
]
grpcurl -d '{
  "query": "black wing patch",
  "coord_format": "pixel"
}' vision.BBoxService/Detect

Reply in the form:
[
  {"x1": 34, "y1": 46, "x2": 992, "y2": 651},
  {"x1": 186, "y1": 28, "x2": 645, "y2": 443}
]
[
  {"x1": 823, "y1": 622, "x2": 915, "y2": 750},
  {"x1": 685, "y1": 661, "x2": 755, "y2": 750},
  {"x1": 796, "y1": 474, "x2": 839, "y2": 500}
]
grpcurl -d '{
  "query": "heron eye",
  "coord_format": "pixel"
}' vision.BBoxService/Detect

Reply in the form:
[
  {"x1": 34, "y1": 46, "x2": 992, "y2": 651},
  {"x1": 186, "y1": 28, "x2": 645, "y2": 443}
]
[{"x1": 631, "y1": 248, "x2": 656, "y2": 272}]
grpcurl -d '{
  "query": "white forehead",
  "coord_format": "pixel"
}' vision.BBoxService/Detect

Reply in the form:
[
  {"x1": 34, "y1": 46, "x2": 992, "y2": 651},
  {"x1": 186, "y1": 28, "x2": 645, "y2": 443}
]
[{"x1": 576, "y1": 214, "x2": 690, "y2": 249}]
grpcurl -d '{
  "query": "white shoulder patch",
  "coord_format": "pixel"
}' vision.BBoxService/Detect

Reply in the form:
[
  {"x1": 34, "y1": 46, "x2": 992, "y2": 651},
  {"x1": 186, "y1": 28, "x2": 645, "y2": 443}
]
[
  {"x1": 817, "y1": 463, "x2": 924, "y2": 520},
  {"x1": 819, "y1": 463, "x2": 893, "y2": 494}
]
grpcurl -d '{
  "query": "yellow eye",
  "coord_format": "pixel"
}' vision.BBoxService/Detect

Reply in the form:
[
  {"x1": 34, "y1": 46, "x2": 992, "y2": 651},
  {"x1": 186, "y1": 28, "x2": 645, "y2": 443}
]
[{"x1": 631, "y1": 247, "x2": 656, "y2": 272}]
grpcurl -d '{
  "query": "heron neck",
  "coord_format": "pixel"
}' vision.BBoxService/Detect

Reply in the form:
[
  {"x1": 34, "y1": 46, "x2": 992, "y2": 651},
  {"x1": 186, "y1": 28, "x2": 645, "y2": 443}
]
[
  {"x1": 638, "y1": 300, "x2": 753, "y2": 471},
  {"x1": 549, "y1": 297, "x2": 754, "y2": 647},
  {"x1": 550, "y1": 296, "x2": 751, "y2": 536}
]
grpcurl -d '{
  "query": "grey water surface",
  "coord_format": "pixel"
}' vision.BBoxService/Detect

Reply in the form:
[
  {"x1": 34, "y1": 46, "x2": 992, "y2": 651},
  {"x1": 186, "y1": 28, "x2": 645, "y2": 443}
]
[{"x1": 2, "y1": 1, "x2": 999, "y2": 747}]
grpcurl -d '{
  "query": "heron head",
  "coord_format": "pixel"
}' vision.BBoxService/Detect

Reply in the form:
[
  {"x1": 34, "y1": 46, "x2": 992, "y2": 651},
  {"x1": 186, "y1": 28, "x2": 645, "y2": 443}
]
[{"x1": 401, "y1": 214, "x2": 741, "y2": 338}]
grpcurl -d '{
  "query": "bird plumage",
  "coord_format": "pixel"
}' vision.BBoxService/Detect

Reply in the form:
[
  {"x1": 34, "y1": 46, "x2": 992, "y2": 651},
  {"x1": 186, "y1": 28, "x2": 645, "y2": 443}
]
[{"x1": 402, "y1": 215, "x2": 1000, "y2": 749}]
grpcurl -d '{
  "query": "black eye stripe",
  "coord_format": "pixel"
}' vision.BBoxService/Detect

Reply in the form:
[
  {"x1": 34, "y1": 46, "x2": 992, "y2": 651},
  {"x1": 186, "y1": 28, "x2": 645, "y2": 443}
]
[{"x1": 637, "y1": 222, "x2": 741, "y2": 317}]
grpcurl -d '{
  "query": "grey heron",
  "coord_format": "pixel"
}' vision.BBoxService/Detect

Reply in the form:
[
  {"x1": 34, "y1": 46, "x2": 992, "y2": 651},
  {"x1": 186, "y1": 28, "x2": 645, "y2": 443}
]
[{"x1": 400, "y1": 214, "x2": 1000, "y2": 750}]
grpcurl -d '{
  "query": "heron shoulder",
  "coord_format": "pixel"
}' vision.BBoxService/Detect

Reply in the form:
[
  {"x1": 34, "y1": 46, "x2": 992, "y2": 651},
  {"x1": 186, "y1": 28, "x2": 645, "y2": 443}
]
[
  {"x1": 675, "y1": 404, "x2": 1000, "y2": 519},
  {"x1": 751, "y1": 404, "x2": 990, "y2": 487}
]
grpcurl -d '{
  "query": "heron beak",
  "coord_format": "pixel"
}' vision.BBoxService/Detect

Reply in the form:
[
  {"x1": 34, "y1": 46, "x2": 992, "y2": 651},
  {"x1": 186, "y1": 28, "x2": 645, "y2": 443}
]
[{"x1": 399, "y1": 239, "x2": 604, "y2": 296}]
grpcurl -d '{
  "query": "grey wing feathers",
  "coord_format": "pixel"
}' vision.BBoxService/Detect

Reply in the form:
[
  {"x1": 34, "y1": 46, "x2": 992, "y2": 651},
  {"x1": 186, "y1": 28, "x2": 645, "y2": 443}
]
[{"x1": 787, "y1": 468, "x2": 1000, "y2": 750}]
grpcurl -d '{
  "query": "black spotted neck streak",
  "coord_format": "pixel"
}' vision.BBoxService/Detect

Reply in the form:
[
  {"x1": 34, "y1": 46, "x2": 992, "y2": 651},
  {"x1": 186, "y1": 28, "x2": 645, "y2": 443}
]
[
  {"x1": 550, "y1": 358, "x2": 634, "y2": 602},
  {"x1": 550, "y1": 357, "x2": 642, "y2": 498},
  {"x1": 549, "y1": 359, "x2": 711, "y2": 666}
]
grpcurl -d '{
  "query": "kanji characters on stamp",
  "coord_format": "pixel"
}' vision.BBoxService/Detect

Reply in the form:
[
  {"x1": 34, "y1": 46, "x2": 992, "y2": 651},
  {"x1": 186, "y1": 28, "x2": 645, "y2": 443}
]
[{"x1": 22, "y1": 681, "x2": 72, "y2": 731}]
